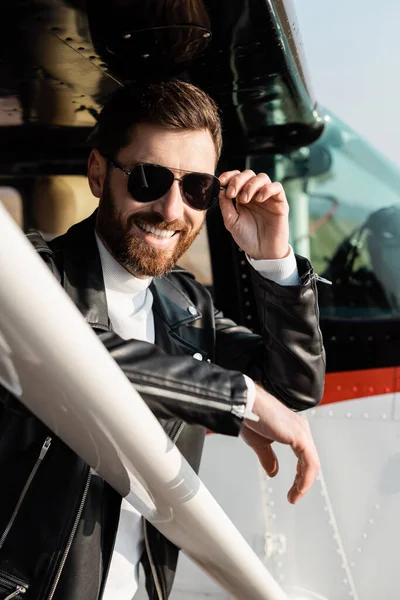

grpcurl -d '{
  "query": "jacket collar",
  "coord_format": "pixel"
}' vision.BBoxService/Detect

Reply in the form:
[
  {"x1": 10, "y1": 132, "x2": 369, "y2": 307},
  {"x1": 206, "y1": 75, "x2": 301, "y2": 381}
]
[{"x1": 58, "y1": 212, "x2": 201, "y2": 332}]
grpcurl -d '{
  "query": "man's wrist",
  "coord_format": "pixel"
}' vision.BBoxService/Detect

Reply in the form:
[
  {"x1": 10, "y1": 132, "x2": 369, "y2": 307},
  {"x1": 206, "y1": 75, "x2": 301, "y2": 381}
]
[
  {"x1": 242, "y1": 374, "x2": 260, "y2": 422},
  {"x1": 247, "y1": 245, "x2": 300, "y2": 286}
]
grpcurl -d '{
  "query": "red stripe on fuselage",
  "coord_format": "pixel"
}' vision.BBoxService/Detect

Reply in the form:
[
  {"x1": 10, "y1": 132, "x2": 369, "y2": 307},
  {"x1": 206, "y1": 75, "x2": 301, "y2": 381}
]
[
  {"x1": 207, "y1": 367, "x2": 400, "y2": 434},
  {"x1": 322, "y1": 366, "x2": 400, "y2": 405}
]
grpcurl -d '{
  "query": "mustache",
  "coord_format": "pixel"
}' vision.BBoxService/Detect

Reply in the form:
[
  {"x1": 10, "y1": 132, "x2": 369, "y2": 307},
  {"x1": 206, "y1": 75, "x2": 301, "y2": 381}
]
[{"x1": 129, "y1": 212, "x2": 189, "y2": 232}]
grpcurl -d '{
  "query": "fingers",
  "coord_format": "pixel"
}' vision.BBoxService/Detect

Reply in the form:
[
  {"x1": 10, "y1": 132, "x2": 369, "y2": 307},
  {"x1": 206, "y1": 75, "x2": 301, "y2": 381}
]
[
  {"x1": 218, "y1": 189, "x2": 239, "y2": 231},
  {"x1": 246, "y1": 387, "x2": 320, "y2": 504},
  {"x1": 240, "y1": 426, "x2": 279, "y2": 477},
  {"x1": 219, "y1": 170, "x2": 270, "y2": 201},
  {"x1": 235, "y1": 173, "x2": 271, "y2": 204},
  {"x1": 288, "y1": 425, "x2": 320, "y2": 505},
  {"x1": 258, "y1": 443, "x2": 279, "y2": 478},
  {"x1": 219, "y1": 170, "x2": 241, "y2": 188},
  {"x1": 219, "y1": 171, "x2": 287, "y2": 213}
]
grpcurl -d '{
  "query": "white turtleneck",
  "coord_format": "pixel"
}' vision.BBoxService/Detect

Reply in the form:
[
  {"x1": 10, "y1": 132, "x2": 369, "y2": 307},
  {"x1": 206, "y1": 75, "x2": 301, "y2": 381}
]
[{"x1": 95, "y1": 232, "x2": 299, "y2": 600}]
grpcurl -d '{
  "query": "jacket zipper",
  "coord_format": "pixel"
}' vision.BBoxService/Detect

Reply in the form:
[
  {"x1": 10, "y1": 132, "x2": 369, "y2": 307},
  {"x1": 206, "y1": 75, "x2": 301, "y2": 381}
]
[
  {"x1": 171, "y1": 421, "x2": 186, "y2": 445},
  {"x1": 46, "y1": 469, "x2": 91, "y2": 600},
  {"x1": 0, "y1": 573, "x2": 28, "y2": 600},
  {"x1": 301, "y1": 268, "x2": 332, "y2": 286},
  {"x1": 313, "y1": 273, "x2": 332, "y2": 285},
  {"x1": 143, "y1": 421, "x2": 186, "y2": 600},
  {"x1": 2, "y1": 585, "x2": 26, "y2": 600},
  {"x1": 144, "y1": 522, "x2": 164, "y2": 600},
  {"x1": 0, "y1": 436, "x2": 52, "y2": 550},
  {"x1": 134, "y1": 384, "x2": 247, "y2": 419}
]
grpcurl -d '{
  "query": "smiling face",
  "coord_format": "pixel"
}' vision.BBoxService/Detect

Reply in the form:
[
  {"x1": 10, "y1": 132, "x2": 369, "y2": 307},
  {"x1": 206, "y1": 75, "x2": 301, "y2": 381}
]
[{"x1": 89, "y1": 123, "x2": 217, "y2": 278}]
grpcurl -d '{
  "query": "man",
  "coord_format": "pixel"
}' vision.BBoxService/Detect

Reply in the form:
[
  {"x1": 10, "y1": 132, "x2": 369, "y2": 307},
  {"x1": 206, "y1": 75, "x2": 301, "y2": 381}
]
[{"x1": 0, "y1": 81, "x2": 324, "y2": 600}]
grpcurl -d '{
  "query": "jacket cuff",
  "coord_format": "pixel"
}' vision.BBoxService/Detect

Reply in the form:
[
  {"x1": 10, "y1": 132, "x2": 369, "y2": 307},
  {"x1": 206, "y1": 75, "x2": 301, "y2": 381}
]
[{"x1": 250, "y1": 254, "x2": 315, "y2": 298}]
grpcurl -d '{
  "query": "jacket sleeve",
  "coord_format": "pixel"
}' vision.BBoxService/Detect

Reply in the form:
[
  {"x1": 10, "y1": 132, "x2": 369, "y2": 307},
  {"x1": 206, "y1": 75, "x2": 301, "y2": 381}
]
[
  {"x1": 214, "y1": 255, "x2": 325, "y2": 411},
  {"x1": 0, "y1": 330, "x2": 247, "y2": 436},
  {"x1": 97, "y1": 331, "x2": 248, "y2": 436}
]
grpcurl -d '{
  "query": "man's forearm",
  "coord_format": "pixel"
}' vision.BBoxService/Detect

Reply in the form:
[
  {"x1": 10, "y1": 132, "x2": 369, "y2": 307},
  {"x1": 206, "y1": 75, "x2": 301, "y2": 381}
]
[{"x1": 98, "y1": 331, "x2": 248, "y2": 436}]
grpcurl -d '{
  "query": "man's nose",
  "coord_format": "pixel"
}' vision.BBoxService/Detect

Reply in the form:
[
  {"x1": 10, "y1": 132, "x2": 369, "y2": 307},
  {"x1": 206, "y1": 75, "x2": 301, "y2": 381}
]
[{"x1": 153, "y1": 180, "x2": 184, "y2": 223}]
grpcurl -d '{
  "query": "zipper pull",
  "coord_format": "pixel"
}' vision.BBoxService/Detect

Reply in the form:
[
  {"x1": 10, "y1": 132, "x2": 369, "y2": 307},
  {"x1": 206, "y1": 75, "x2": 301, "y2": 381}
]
[
  {"x1": 313, "y1": 273, "x2": 332, "y2": 285},
  {"x1": 231, "y1": 404, "x2": 246, "y2": 419},
  {"x1": 39, "y1": 436, "x2": 52, "y2": 460},
  {"x1": 4, "y1": 586, "x2": 27, "y2": 599}
]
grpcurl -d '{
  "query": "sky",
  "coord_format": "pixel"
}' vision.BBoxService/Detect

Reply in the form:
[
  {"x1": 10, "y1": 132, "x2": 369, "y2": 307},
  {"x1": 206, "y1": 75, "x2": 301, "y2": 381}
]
[{"x1": 293, "y1": 0, "x2": 400, "y2": 166}]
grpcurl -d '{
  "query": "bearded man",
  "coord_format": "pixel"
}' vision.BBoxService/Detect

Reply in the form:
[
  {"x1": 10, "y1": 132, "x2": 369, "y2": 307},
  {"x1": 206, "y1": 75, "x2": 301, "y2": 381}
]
[{"x1": 0, "y1": 80, "x2": 325, "y2": 600}]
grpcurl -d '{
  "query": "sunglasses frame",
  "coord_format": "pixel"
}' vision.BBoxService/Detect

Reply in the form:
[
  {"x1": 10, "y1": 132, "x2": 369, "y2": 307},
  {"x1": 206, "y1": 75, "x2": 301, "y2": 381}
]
[{"x1": 106, "y1": 157, "x2": 226, "y2": 211}]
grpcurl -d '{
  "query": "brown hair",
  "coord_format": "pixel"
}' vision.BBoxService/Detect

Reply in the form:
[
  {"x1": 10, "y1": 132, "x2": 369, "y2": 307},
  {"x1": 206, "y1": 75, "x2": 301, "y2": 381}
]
[{"x1": 93, "y1": 80, "x2": 222, "y2": 161}]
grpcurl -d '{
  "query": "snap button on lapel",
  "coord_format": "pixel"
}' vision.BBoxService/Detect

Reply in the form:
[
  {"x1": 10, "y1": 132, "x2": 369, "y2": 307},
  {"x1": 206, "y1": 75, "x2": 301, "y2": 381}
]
[
  {"x1": 188, "y1": 306, "x2": 197, "y2": 316},
  {"x1": 193, "y1": 353, "x2": 203, "y2": 361}
]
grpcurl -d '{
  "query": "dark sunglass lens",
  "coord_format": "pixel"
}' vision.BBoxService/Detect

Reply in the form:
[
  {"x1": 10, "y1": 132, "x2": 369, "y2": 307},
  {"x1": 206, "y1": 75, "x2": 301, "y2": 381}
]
[
  {"x1": 128, "y1": 164, "x2": 174, "y2": 203},
  {"x1": 182, "y1": 173, "x2": 219, "y2": 210}
]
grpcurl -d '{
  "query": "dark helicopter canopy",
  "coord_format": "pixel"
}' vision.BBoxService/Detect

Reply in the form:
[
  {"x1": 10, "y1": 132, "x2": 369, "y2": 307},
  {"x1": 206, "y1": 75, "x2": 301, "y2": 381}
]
[{"x1": 0, "y1": 0, "x2": 324, "y2": 175}]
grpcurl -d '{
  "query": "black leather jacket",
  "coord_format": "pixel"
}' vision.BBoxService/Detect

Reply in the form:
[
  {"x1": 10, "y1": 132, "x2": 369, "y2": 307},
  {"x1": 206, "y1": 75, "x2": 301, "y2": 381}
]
[{"x1": 0, "y1": 214, "x2": 325, "y2": 600}]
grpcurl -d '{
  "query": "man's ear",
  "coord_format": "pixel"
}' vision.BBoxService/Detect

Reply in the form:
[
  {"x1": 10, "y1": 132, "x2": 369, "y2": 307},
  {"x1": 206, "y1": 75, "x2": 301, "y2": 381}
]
[{"x1": 87, "y1": 149, "x2": 107, "y2": 198}]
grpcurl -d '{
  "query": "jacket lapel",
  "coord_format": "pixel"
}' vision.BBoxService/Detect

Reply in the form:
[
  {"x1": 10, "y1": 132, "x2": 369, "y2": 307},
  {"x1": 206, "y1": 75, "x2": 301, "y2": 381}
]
[
  {"x1": 151, "y1": 276, "x2": 204, "y2": 357},
  {"x1": 54, "y1": 211, "x2": 109, "y2": 330}
]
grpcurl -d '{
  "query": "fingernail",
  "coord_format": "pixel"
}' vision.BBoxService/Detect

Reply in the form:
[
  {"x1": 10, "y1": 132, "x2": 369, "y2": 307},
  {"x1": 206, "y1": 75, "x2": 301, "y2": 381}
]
[
  {"x1": 228, "y1": 186, "x2": 236, "y2": 198},
  {"x1": 241, "y1": 193, "x2": 248, "y2": 203}
]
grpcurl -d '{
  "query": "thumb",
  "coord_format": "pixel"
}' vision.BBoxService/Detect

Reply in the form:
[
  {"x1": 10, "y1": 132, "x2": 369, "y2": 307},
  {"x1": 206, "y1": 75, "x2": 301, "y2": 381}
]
[{"x1": 219, "y1": 193, "x2": 239, "y2": 232}]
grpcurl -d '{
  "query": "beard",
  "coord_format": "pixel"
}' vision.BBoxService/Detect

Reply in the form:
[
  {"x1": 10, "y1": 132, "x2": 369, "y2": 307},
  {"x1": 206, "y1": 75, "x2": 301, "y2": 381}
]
[{"x1": 96, "y1": 175, "x2": 205, "y2": 278}]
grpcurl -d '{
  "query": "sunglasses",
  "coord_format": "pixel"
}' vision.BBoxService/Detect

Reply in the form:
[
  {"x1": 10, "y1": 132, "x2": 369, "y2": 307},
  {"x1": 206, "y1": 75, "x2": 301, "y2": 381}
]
[{"x1": 107, "y1": 158, "x2": 225, "y2": 211}]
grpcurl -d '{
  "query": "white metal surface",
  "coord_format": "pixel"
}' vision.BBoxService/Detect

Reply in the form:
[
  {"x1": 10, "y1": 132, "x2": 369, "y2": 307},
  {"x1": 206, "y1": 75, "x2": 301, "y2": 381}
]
[
  {"x1": 0, "y1": 203, "x2": 287, "y2": 600},
  {"x1": 189, "y1": 399, "x2": 400, "y2": 600}
]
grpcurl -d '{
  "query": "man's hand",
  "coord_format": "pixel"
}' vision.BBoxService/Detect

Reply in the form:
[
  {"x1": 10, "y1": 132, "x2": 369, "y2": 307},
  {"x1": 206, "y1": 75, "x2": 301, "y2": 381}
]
[
  {"x1": 241, "y1": 384, "x2": 320, "y2": 504},
  {"x1": 219, "y1": 170, "x2": 289, "y2": 260}
]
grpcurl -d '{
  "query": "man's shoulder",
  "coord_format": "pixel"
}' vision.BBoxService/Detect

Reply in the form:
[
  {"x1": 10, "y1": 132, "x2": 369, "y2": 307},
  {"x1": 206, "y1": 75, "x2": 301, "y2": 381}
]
[
  {"x1": 27, "y1": 213, "x2": 95, "y2": 258},
  {"x1": 25, "y1": 229, "x2": 69, "y2": 284},
  {"x1": 27, "y1": 229, "x2": 60, "y2": 251}
]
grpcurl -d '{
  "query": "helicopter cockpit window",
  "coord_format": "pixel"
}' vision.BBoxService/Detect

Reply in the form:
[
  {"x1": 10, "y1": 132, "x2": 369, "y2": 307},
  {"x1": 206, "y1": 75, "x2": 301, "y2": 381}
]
[
  {"x1": 0, "y1": 187, "x2": 23, "y2": 228},
  {"x1": 31, "y1": 176, "x2": 99, "y2": 240},
  {"x1": 178, "y1": 226, "x2": 213, "y2": 288},
  {"x1": 282, "y1": 110, "x2": 400, "y2": 318},
  {"x1": 0, "y1": 176, "x2": 99, "y2": 239}
]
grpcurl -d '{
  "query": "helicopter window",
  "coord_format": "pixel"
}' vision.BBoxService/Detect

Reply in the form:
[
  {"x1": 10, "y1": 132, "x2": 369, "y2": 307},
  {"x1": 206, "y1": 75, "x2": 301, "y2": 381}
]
[
  {"x1": 29, "y1": 176, "x2": 99, "y2": 240},
  {"x1": 0, "y1": 187, "x2": 23, "y2": 228},
  {"x1": 1, "y1": 176, "x2": 99, "y2": 239},
  {"x1": 177, "y1": 225, "x2": 213, "y2": 287},
  {"x1": 284, "y1": 111, "x2": 400, "y2": 318}
]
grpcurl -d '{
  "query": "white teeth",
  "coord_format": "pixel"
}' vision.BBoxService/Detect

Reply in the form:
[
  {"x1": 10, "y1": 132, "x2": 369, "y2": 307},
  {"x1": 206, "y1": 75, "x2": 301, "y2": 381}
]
[{"x1": 137, "y1": 221, "x2": 175, "y2": 239}]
